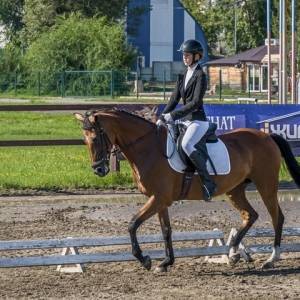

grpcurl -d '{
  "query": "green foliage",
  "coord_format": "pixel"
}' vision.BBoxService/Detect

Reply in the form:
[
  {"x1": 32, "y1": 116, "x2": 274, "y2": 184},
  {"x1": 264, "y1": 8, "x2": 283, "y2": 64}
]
[
  {"x1": 20, "y1": 0, "x2": 127, "y2": 45},
  {"x1": 180, "y1": 0, "x2": 299, "y2": 56},
  {"x1": 19, "y1": 0, "x2": 57, "y2": 46},
  {"x1": 126, "y1": 3, "x2": 152, "y2": 37},
  {"x1": 179, "y1": 0, "x2": 222, "y2": 49},
  {"x1": 0, "y1": 0, "x2": 24, "y2": 39},
  {"x1": 23, "y1": 13, "x2": 136, "y2": 73},
  {"x1": 0, "y1": 44, "x2": 25, "y2": 72},
  {"x1": 19, "y1": 0, "x2": 149, "y2": 46}
]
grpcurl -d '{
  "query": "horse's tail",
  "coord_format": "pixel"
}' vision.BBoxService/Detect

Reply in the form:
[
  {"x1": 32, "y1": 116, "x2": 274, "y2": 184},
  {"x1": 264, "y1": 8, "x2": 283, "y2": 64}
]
[{"x1": 270, "y1": 133, "x2": 300, "y2": 188}]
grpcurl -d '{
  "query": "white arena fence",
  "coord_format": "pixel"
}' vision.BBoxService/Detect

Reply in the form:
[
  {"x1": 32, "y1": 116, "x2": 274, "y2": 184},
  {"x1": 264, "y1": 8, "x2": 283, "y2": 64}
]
[{"x1": 0, "y1": 228, "x2": 300, "y2": 272}]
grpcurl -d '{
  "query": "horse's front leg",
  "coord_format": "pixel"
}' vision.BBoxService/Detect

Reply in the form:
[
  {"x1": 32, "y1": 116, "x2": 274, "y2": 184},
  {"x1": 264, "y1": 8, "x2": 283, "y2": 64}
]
[
  {"x1": 128, "y1": 195, "x2": 166, "y2": 271},
  {"x1": 154, "y1": 208, "x2": 174, "y2": 273}
]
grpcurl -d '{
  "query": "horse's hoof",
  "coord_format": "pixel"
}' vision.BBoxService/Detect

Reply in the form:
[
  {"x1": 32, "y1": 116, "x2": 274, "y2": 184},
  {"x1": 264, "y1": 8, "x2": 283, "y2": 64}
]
[
  {"x1": 154, "y1": 266, "x2": 167, "y2": 273},
  {"x1": 229, "y1": 253, "x2": 240, "y2": 266},
  {"x1": 261, "y1": 261, "x2": 275, "y2": 269},
  {"x1": 142, "y1": 255, "x2": 152, "y2": 271}
]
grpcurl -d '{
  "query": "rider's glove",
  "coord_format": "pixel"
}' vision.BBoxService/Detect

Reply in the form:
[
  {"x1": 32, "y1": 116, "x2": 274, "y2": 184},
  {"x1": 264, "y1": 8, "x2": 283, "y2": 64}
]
[
  {"x1": 156, "y1": 119, "x2": 165, "y2": 126},
  {"x1": 162, "y1": 113, "x2": 172, "y2": 123}
]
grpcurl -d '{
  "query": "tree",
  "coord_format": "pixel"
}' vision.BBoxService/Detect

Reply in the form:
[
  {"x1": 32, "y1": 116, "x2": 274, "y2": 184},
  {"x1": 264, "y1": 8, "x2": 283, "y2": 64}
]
[
  {"x1": 20, "y1": 0, "x2": 150, "y2": 45},
  {"x1": 0, "y1": 43, "x2": 25, "y2": 71},
  {"x1": 0, "y1": 0, "x2": 25, "y2": 41},
  {"x1": 179, "y1": 0, "x2": 278, "y2": 55},
  {"x1": 126, "y1": 2, "x2": 151, "y2": 37},
  {"x1": 23, "y1": 13, "x2": 136, "y2": 72},
  {"x1": 178, "y1": 0, "x2": 223, "y2": 50}
]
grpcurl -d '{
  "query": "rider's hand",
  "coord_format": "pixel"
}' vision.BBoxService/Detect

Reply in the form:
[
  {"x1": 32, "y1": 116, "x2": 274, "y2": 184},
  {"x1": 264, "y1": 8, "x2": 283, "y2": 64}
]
[
  {"x1": 156, "y1": 119, "x2": 165, "y2": 126},
  {"x1": 162, "y1": 113, "x2": 172, "y2": 123}
]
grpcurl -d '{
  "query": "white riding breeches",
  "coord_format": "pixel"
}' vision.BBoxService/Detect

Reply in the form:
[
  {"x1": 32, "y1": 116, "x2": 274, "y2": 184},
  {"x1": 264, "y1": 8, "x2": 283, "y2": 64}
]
[{"x1": 181, "y1": 120, "x2": 209, "y2": 156}]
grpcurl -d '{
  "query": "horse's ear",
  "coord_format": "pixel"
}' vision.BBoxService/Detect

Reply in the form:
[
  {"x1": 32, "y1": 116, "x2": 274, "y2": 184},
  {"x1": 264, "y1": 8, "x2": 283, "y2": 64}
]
[
  {"x1": 74, "y1": 113, "x2": 84, "y2": 123},
  {"x1": 90, "y1": 115, "x2": 98, "y2": 124}
]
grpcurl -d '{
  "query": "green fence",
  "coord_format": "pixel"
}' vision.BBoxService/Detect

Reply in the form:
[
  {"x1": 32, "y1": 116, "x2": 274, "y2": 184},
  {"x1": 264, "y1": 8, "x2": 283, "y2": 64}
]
[
  {"x1": 0, "y1": 70, "x2": 136, "y2": 98},
  {"x1": 0, "y1": 69, "x2": 284, "y2": 100}
]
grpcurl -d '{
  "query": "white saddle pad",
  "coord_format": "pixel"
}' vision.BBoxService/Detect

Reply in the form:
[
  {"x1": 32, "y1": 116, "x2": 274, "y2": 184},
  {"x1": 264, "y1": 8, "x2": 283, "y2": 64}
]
[{"x1": 166, "y1": 125, "x2": 231, "y2": 175}]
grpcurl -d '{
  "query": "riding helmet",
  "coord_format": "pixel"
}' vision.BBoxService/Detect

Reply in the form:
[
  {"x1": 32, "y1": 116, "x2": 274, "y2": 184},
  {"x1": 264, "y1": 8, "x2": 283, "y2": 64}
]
[{"x1": 178, "y1": 39, "x2": 203, "y2": 54}]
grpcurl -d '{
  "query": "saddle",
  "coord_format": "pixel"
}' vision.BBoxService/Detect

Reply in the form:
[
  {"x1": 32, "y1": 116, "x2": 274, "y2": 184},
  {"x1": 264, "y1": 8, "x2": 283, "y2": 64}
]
[
  {"x1": 166, "y1": 122, "x2": 230, "y2": 200},
  {"x1": 172, "y1": 122, "x2": 218, "y2": 173}
]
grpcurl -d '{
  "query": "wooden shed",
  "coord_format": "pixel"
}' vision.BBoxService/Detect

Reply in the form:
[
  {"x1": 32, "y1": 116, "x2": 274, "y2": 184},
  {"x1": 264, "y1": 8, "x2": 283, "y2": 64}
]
[{"x1": 204, "y1": 43, "x2": 280, "y2": 92}]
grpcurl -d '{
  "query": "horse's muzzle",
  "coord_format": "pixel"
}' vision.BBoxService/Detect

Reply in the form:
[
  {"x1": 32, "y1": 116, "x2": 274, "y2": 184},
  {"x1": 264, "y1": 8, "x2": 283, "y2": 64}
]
[{"x1": 91, "y1": 159, "x2": 110, "y2": 177}]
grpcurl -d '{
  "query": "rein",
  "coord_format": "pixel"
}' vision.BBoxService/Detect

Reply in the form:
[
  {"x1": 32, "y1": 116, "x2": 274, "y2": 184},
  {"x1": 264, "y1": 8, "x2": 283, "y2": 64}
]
[
  {"x1": 112, "y1": 126, "x2": 174, "y2": 159},
  {"x1": 83, "y1": 112, "x2": 174, "y2": 159}
]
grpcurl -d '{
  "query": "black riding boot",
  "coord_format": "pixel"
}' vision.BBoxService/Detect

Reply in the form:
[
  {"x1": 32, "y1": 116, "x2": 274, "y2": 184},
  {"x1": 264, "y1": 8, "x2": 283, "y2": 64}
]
[{"x1": 189, "y1": 151, "x2": 218, "y2": 201}]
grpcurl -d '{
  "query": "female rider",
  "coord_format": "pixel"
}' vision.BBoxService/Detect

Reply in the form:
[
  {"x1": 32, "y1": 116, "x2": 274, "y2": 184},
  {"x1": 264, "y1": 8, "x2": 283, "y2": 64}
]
[{"x1": 156, "y1": 39, "x2": 218, "y2": 201}]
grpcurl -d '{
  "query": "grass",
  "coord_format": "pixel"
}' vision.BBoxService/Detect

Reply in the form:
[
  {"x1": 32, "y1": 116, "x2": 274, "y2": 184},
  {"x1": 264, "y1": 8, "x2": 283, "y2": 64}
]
[
  {"x1": 0, "y1": 146, "x2": 135, "y2": 190},
  {"x1": 0, "y1": 112, "x2": 80, "y2": 140},
  {"x1": 0, "y1": 104, "x2": 296, "y2": 192},
  {"x1": 0, "y1": 111, "x2": 136, "y2": 191}
]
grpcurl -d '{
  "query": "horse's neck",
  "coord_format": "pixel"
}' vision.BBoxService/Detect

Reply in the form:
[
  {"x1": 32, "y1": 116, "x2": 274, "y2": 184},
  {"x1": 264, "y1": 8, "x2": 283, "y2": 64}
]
[{"x1": 115, "y1": 123, "x2": 158, "y2": 165}]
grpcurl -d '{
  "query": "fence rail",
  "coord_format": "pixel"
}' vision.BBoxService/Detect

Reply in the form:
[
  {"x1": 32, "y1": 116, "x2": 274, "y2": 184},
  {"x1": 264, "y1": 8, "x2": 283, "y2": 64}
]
[
  {"x1": 0, "y1": 230, "x2": 228, "y2": 270},
  {"x1": 0, "y1": 71, "x2": 176, "y2": 99},
  {"x1": 0, "y1": 104, "x2": 123, "y2": 171}
]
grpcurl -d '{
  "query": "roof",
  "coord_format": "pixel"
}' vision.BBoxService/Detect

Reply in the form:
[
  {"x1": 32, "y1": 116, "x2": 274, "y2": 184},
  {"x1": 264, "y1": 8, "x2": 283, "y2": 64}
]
[
  {"x1": 205, "y1": 45, "x2": 279, "y2": 66},
  {"x1": 256, "y1": 111, "x2": 300, "y2": 123}
]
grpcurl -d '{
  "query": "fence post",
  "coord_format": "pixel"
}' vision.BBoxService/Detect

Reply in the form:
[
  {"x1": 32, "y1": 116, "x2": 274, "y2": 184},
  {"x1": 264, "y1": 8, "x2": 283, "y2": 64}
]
[
  {"x1": 219, "y1": 69, "x2": 222, "y2": 101},
  {"x1": 135, "y1": 73, "x2": 139, "y2": 99},
  {"x1": 61, "y1": 70, "x2": 65, "y2": 98},
  {"x1": 111, "y1": 70, "x2": 114, "y2": 99},
  {"x1": 110, "y1": 146, "x2": 120, "y2": 173},
  {"x1": 163, "y1": 70, "x2": 166, "y2": 100},
  {"x1": 248, "y1": 67, "x2": 250, "y2": 98},
  {"x1": 14, "y1": 71, "x2": 17, "y2": 97},
  {"x1": 37, "y1": 72, "x2": 41, "y2": 96}
]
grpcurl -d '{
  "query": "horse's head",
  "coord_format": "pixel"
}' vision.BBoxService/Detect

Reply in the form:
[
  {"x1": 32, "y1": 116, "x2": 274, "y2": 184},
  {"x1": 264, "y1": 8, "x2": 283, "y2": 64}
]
[{"x1": 74, "y1": 109, "x2": 112, "y2": 177}]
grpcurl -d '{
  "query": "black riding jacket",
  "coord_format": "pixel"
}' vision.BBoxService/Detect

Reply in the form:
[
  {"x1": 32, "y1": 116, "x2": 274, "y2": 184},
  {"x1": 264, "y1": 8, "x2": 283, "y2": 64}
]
[{"x1": 160, "y1": 64, "x2": 207, "y2": 122}]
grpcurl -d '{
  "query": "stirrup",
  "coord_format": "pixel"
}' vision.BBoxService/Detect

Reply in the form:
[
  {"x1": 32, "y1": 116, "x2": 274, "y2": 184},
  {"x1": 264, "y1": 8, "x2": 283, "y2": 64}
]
[{"x1": 203, "y1": 183, "x2": 218, "y2": 201}]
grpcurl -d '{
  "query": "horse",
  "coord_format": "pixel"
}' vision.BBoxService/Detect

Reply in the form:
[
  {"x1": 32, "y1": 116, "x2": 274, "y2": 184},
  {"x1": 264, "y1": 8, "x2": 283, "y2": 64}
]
[{"x1": 74, "y1": 108, "x2": 300, "y2": 273}]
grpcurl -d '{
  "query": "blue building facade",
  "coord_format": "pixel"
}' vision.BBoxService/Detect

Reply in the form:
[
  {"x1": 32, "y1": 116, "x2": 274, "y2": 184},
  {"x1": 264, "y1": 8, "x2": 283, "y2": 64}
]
[{"x1": 127, "y1": 0, "x2": 209, "y2": 75}]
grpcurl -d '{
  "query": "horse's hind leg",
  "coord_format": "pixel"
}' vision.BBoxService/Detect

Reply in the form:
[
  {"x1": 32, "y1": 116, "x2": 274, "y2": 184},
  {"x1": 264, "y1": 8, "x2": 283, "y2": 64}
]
[
  {"x1": 154, "y1": 208, "x2": 174, "y2": 273},
  {"x1": 255, "y1": 182, "x2": 284, "y2": 269},
  {"x1": 226, "y1": 182, "x2": 259, "y2": 265}
]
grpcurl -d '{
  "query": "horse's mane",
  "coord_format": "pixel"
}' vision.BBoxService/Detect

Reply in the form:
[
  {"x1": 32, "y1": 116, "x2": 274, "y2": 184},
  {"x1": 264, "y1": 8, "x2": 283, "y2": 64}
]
[
  {"x1": 117, "y1": 109, "x2": 155, "y2": 125},
  {"x1": 86, "y1": 108, "x2": 156, "y2": 125}
]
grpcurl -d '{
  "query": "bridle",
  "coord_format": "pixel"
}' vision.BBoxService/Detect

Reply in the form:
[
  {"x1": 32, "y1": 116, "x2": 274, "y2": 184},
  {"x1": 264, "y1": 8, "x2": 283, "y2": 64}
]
[
  {"x1": 82, "y1": 112, "x2": 175, "y2": 176},
  {"x1": 82, "y1": 115, "x2": 112, "y2": 177}
]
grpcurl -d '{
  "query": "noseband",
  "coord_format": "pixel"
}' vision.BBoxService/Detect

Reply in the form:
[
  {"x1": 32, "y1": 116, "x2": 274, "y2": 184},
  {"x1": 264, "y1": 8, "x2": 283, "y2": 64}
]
[{"x1": 82, "y1": 114, "x2": 112, "y2": 177}]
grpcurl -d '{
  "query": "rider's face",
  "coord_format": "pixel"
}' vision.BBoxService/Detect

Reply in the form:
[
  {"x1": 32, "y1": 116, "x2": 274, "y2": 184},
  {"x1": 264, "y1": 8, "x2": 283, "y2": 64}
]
[{"x1": 182, "y1": 52, "x2": 199, "y2": 67}]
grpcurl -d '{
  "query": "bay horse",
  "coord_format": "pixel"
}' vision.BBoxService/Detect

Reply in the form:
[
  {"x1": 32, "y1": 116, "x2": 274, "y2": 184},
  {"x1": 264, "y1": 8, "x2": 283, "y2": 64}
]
[{"x1": 74, "y1": 108, "x2": 300, "y2": 272}]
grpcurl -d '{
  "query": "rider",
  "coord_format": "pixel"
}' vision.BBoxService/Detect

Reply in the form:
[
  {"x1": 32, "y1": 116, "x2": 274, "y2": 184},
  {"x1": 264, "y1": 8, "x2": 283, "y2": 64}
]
[{"x1": 156, "y1": 39, "x2": 218, "y2": 201}]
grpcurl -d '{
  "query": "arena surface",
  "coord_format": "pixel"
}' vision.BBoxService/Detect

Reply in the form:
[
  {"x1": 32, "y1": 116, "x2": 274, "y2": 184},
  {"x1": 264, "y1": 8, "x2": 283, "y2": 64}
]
[{"x1": 0, "y1": 189, "x2": 300, "y2": 299}]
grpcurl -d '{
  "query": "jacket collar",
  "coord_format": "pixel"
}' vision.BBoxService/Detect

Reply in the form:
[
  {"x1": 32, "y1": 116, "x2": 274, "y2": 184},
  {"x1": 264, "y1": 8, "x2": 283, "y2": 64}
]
[{"x1": 184, "y1": 64, "x2": 201, "y2": 90}]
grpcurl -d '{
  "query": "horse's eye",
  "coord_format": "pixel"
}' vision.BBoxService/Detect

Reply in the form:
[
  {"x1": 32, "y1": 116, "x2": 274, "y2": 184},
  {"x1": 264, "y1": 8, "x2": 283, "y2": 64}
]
[{"x1": 92, "y1": 136, "x2": 98, "y2": 142}]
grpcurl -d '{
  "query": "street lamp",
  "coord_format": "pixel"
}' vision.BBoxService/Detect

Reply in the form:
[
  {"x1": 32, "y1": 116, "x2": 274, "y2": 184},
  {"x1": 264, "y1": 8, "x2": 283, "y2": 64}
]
[
  {"x1": 234, "y1": 3, "x2": 237, "y2": 54},
  {"x1": 234, "y1": 0, "x2": 244, "y2": 55}
]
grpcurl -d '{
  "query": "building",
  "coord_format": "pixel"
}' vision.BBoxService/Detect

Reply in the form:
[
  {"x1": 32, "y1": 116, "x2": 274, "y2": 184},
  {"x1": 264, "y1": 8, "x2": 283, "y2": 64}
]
[
  {"x1": 204, "y1": 39, "x2": 280, "y2": 93},
  {"x1": 127, "y1": 0, "x2": 209, "y2": 81}
]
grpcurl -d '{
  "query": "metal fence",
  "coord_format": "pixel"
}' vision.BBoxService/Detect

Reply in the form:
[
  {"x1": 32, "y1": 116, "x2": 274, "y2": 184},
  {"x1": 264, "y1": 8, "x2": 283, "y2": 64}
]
[
  {"x1": 0, "y1": 70, "x2": 178, "y2": 99},
  {"x1": 0, "y1": 71, "x2": 138, "y2": 98},
  {"x1": 0, "y1": 69, "x2": 281, "y2": 100}
]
